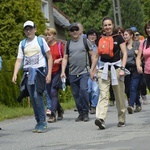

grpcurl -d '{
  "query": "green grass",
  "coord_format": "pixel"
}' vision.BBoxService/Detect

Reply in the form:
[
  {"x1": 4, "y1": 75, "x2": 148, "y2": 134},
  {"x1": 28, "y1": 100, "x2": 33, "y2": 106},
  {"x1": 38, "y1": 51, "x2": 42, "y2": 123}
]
[{"x1": 0, "y1": 99, "x2": 75, "y2": 122}]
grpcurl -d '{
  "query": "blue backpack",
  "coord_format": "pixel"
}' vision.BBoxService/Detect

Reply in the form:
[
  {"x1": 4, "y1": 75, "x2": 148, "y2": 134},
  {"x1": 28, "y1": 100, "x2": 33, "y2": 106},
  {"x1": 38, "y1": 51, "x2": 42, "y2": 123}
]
[
  {"x1": 21, "y1": 36, "x2": 47, "y2": 70},
  {"x1": 0, "y1": 56, "x2": 2, "y2": 71}
]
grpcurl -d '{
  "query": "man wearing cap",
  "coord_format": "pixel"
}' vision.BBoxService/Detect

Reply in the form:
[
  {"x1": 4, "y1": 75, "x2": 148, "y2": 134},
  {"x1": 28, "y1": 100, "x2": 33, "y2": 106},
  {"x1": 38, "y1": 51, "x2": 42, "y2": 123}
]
[
  {"x1": 12, "y1": 20, "x2": 53, "y2": 133},
  {"x1": 61, "y1": 23, "x2": 95, "y2": 122}
]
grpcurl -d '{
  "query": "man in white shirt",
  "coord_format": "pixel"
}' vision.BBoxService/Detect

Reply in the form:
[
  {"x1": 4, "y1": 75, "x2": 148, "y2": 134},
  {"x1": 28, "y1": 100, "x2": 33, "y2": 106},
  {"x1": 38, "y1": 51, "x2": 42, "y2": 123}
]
[{"x1": 12, "y1": 20, "x2": 53, "y2": 133}]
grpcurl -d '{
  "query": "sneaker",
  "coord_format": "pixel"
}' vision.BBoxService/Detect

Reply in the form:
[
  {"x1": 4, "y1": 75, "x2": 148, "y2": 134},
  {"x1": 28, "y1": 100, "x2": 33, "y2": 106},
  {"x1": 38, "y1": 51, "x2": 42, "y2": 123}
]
[
  {"x1": 74, "y1": 108, "x2": 78, "y2": 112},
  {"x1": 95, "y1": 119, "x2": 105, "y2": 130},
  {"x1": 90, "y1": 107, "x2": 96, "y2": 114},
  {"x1": 47, "y1": 115, "x2": 56, "y2": 123},
  {"x1": 46, "y1": 109, "x2": 51, "y2": 117},
  {"x1": 57, "y1": 108, "x2": 64, "y2": 120},
  {"x1": 117, "y1": 122, "x2": 125, "y2": 127},
  {"x1": 83, "y1": 114, "x2": 89, "y2": 122},
  {"x1": 109, "y1": 101, "x2": 115, "y2": 106},
  {"x1": 142, "y1": 95, "x2": 148, "y2": 105},
  {"x1": 32, "y1": 123, "x2": 40, "y2": 133},
  {"x1": 37, "y1": 122, "x2": 47, "y2": 133},
  {"x1": 134, "y1": 105, "x2": 142, "y2": 113},
  {"x1": 127, "y1": 106, "x2": 134, "y2": 114},
  {"x1": 75, "y1": 114, "x2": 83, "y2": 122}
]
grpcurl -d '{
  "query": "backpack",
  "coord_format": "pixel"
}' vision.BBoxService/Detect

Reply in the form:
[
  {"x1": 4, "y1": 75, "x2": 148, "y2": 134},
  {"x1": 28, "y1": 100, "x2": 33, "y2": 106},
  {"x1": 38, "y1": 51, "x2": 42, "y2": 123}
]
[
  {"x1": 66, "y1": 38, "x2": 91, "y2": 67},
  {"x1": 98, "y1": 35, "x2": 115, "y2": 59},
  {"x1": 21, "y1": 36, "x2": 47, "y2": 70},
  {"x1": 0, "y1": 56, "x2": 2, "y2": 71}
]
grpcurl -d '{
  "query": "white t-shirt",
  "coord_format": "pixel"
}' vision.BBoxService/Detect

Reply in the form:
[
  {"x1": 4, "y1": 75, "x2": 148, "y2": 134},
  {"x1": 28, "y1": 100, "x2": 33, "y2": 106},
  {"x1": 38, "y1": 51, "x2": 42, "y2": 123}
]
[{"x1": 17, "y1": 36, "x2": 50, "y2": 69}]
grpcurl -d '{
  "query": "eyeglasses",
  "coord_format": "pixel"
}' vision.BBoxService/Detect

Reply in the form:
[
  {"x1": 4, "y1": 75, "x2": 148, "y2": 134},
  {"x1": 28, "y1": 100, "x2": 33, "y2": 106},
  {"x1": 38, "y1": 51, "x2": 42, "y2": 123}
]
[
  {"x1": 69, "y1": 28, "x2": 79, "y2": 32},
  {"x1": 24, "y1": 27, "x2": 34, "y2": 32},
  {"x1": 135, "y1": 34, "x2": 140, "y2": 36}
]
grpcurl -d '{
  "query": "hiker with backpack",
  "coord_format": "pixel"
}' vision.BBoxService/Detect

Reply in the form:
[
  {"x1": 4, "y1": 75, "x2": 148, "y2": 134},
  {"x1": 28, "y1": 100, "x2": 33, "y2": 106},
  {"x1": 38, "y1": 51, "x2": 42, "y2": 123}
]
[
  {"x1": 61, "y1": 23, "x2": 95, "y2": 122},
  {"x1": 12, "y1": 20, "x2": 53, "y2": 133},
  {"x1": 45, "y1": 28, "x2": 64, "y2": 123},
  {"x1": 90, "y1": 17, "x2": 128, "y2": 129},
  {"x1": 136, "y1": 20, "x2": 150, "y2": 96}
]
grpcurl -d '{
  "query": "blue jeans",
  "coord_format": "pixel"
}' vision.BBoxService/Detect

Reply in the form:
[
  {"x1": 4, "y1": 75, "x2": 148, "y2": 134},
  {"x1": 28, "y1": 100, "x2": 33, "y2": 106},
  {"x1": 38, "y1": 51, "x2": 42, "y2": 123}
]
[
  {"x1": 88, "y1": 77, "x2": 100, "y2": 107},
  {"x1": 69, "y1": 73, "x2": 89, "y2": 115},
  {"x1": 125, "y1": 75, "x2": 141, "y2": 107},
  {"x1": 46, "y1": 71, "x2": 62, "y2": 114},
  {"x1": 25, "y1": 77, "x2": 46, "y2": 124},
  {"x1": 44, "y1": 89, "x2": 52, "y2": 110}
]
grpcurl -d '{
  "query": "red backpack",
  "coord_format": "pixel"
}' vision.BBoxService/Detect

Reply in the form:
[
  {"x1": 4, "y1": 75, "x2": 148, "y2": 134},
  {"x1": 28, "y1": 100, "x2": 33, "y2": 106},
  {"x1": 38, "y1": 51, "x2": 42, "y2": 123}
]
[{"x1": 98, "y1": 35, "x2": 115, "y2": 59}]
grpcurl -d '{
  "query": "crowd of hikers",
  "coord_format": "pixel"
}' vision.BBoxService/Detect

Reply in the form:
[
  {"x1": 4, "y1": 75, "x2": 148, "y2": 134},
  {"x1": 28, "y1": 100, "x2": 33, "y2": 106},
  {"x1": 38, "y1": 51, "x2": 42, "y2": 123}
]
[{"x1": 11, "y1": 16, "x2": 150, "y2": 133}]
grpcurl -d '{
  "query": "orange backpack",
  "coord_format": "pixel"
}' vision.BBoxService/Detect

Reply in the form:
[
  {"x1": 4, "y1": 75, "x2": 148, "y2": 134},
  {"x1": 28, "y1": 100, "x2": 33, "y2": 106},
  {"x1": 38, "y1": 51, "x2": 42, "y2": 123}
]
[{"x1": 98, "y1": 36, "x2": 114, "y2": 59}]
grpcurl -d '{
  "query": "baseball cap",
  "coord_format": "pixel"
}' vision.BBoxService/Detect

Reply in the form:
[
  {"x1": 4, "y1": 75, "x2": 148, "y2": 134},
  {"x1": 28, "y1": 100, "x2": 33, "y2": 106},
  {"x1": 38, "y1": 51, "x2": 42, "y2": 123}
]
[
  {"x1": 23, "y1": 20, "x2": 35, "y2": 28},
  {"x1": 130, "y1": 26, "x2": 137, "y2": 32},
  {"x1": 68, "y1": 23, "x2": 79, "y2": 31}
]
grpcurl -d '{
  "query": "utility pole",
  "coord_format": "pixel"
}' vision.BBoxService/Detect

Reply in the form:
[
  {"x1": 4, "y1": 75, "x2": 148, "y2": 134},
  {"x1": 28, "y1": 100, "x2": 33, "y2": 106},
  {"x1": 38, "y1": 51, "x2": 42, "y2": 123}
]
[{"x1": 112, "y1": 0, "x2": 122, "y2": 27}]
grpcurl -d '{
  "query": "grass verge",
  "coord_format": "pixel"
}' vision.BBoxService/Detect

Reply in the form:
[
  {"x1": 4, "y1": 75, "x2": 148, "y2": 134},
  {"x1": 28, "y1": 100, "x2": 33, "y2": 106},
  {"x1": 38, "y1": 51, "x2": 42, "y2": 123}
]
[{"x1": 0, "y1": 99, "x2": 75, "y2": 122}]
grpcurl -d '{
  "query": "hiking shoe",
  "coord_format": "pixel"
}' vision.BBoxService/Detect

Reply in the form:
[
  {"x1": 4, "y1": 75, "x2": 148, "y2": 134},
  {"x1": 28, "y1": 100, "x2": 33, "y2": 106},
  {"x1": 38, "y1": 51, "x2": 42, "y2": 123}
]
[
  {"x1": 47, "y1": 115, "x2": 56, "y2": 123},
  {"x1": 46, "y1": 109, "x2": 51, "y2": 117},
  {"x1": 117, "y1": 122, "x2": 125, "y2": 127},
  {"x1": 95, "y1": 119, "x2": 105, "y2": 130},
  {"x1": 90, "y1": 107, "x2": 96, "y2": 114},
  {"x1": 37, "y1": 122, "x2": 47, "y2": 133},
  {"x1": 57, "y1": 109, "x2": 64, "y2": 120},
  {"x1": 127, "y1": 106, "x2": 134, "y2": 114},
  {"x1": 75, "y1": 114, "x2": 83, "y2": 122},
  {"x1": 32, "y1": 123, "x2": 40, "y2": 133},
  {"x1": 134, "y1": 106, "x2": 142, "y2": 113},
  {"x1": 83, "y1": 114, "x2": 89, "y2": 122}
]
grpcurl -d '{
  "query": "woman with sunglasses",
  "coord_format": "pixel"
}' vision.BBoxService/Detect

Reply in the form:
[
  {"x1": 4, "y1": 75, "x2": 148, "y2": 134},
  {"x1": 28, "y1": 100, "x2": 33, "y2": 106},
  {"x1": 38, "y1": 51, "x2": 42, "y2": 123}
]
[{"x1": 123, "y1": 29, "x2": 141, "y2": 114}]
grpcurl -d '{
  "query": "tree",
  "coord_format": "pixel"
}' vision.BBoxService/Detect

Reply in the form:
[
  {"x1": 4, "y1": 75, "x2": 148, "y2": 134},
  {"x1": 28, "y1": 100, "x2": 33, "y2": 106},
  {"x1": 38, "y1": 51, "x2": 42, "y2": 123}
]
[
  {"x1": 0, "y1": 0, "x2": 46, "y2": 58},
  {"x1": 55, "y1": 0, "x2": 112, "y2": 33},
  {"x1": 140, "y1": 0, "x2": 150, "y2": 22},
  {"x1": 120, "y1": 0, "x2": 144, "y2": 34}
]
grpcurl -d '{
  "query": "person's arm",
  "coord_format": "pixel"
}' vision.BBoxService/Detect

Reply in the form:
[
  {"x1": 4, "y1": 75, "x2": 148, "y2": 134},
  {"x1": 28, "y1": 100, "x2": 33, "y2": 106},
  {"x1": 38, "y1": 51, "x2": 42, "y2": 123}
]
[
  {"x1": 60, "y1": 54, "x2": 68, "y2": 79},
  {"x1": 12, "y1": 58, "x2": 23, "y2": 84},
  {"x1": 120, "y1": 42, "x2": 127, "y2": 76},
  {"x1": 46, "y1": 51, "x2": 53, "y2": 83},
  {"x1": 89, "y1": 50, "x2": 99, "y2": 80},
  {"x1": 136, "y1": 49, "x2": 143, "y2": 74}
]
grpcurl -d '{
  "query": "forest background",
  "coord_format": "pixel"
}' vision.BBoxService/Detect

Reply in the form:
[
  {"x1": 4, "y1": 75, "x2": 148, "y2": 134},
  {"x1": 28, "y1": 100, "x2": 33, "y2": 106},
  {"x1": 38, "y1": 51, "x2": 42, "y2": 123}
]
[{"x1": 0, "y1": 0, "x2": 149, "y2": 109}]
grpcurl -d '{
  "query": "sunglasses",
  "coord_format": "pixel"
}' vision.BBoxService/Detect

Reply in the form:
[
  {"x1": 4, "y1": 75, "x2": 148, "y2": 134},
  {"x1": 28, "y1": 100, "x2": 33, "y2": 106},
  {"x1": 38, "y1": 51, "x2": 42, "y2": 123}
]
[
  {"x1": 69, "y1": 28, "x2": 79, "y2": 32},
  {"x1": 135, "y1": 34, "x2": 140, "y2": 36}
]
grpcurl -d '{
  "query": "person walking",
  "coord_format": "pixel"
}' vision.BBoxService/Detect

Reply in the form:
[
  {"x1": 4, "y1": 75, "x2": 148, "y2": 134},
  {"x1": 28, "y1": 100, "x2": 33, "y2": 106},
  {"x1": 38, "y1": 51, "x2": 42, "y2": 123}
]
[
  {"x1": 90, "y1": 17, "x2": 127, "y2": 129},
  {"x1": 123, "y1": 29, "x2": 141, "y2": 113},
  {"x1": 12, "y1": 20, "x2": 53, "y2": 133},
  {"x1": 87, "y1": 29, "x2": 100, "y2": 114},
  {"x1": 45, "y1": 28, "x2": 64, "y2": 123},
  {"x1": 61, "y1": 23, "x2": 95, "y2": 122},
  {"x1": 137, "y1": 20, "x2": 150, "y2": 98}
]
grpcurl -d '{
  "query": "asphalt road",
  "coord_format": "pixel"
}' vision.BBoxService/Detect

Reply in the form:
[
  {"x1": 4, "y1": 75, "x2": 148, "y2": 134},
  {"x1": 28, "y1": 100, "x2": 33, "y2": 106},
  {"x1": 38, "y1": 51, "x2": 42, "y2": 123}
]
[{"x1": 0, "y1": 97, "x2": 150, "y2": 150}]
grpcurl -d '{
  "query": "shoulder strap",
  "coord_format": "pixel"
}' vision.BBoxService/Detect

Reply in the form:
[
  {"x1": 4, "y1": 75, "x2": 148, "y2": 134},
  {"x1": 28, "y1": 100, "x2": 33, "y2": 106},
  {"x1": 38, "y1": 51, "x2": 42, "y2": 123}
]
[
  {"x1": 57, "y1": 42, "x2": 62, "y2": 58},
  {"x1": 37, "y1": 36, "x2": 45, "y2": 57},
  {"x1": 83, "y1": 38, "x2": 89, "y2": 52},
  {"x1": 21, "y1": 38, "x2": 27, "y2": 55},
  {"x1": 143, "y1": 39, "x2": 147, "y2": 50},
  {"x1": 66, "y1": 40, "x2": 70, "y2": 55}
]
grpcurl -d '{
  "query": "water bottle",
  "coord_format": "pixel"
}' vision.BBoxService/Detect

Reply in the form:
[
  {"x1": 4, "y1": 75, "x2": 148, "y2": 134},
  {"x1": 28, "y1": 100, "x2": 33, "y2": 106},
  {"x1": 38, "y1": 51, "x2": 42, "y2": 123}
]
[
  {"x1": 0, "y1": 56, "x2": 2, "y2": 71},
  {"x1": 62, "y1": 77, "x2": 66, "y2": 91}
]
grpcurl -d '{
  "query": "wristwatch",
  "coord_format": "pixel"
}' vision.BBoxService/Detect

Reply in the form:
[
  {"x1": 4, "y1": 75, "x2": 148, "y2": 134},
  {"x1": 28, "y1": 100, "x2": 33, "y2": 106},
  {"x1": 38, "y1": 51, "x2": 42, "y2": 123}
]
[{"x1": 120, "y1": 66, "x2": 125, "y2": 71}]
